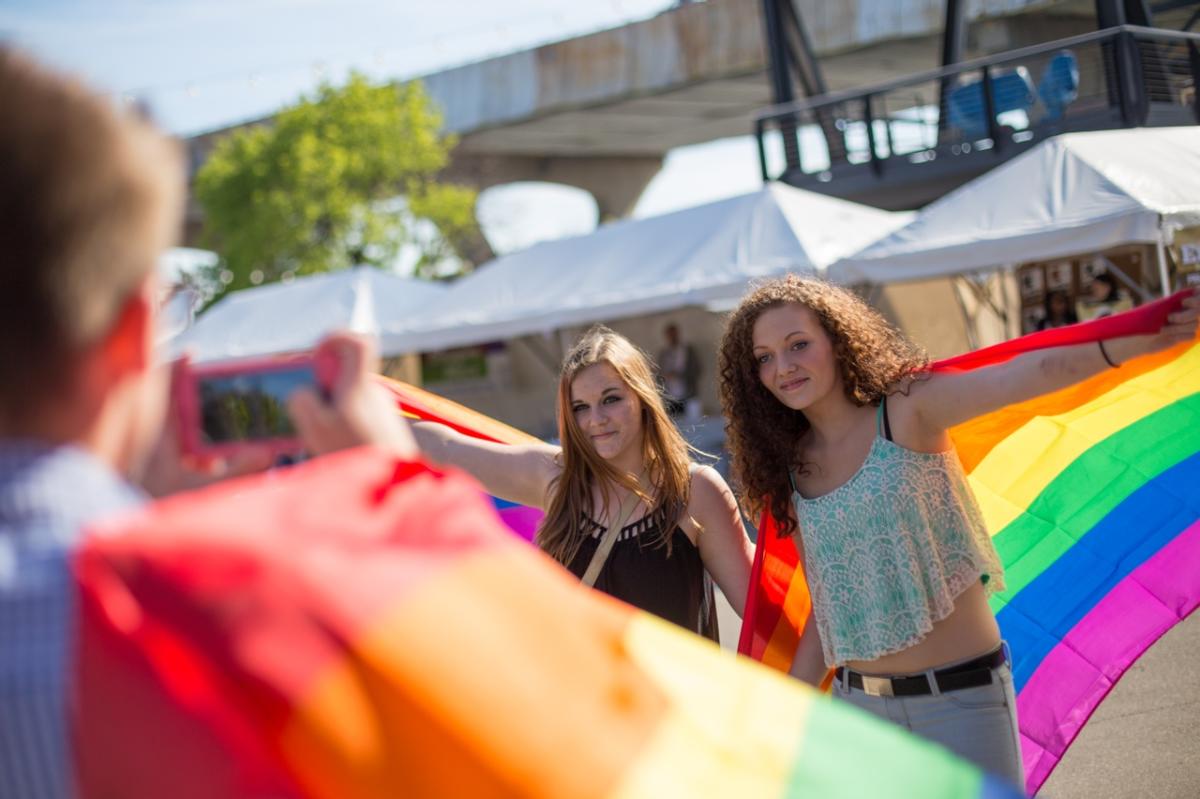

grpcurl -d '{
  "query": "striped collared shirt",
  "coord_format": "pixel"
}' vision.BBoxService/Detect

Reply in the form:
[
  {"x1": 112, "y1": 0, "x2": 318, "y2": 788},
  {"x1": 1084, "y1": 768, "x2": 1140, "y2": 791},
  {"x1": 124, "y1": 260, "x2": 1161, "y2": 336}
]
[{"x1": 0, "y1": 441, "x2": 143, "y2": 799}]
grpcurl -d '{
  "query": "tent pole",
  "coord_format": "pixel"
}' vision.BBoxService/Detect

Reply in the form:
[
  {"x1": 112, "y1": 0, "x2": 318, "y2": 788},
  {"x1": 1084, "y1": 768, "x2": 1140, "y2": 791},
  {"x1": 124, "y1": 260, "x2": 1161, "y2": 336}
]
[
  {"x1": 959, "y1": 273, "x2": 1007, "y2": 327},
  {"x1": 864, "y1": 282, "x2": 882, "y2": 307},
  {"x1": 523, "y1": 333, "x2": 563, "y2": 376},
  {"x1": 1096, "y1": 254, "x2": 1152, "y2": 303},
  {"x1": 952, "y1": 276, "x2": 979, "y2": 351},
  {"x1": 1004, "y1": 266, "x2": 1017, "y2": 339},
  {"x1": 1156, "y1": 220, "x2": 1172, "y2": 297}
]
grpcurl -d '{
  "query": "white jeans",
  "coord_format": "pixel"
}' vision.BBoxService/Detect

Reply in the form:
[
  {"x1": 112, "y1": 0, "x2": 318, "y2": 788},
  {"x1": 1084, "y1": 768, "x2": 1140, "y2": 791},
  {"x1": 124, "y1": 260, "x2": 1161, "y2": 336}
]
[{"x1": 836, "y1": 651, "x2": 1025, "y2": 790}]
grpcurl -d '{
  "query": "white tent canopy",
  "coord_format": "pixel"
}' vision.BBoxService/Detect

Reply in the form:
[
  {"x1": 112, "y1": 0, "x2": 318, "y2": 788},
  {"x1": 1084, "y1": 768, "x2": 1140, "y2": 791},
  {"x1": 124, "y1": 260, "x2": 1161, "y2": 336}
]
[
  {"x1": 381, "y1": 184, "x2": 912, "y2": 354},
  {"x1": 173, "y1": 266, "x2": 447, "y2": 362},
  {"x1": 829, "y1": 127, "x2": 1200, "y2": 285}
]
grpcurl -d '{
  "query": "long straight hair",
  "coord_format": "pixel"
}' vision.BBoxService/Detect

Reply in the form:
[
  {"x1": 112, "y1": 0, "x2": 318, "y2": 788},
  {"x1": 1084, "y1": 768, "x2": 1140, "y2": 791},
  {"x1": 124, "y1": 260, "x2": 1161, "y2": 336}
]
[{"x1": 537, "y1": 326, "x2": 694, "y2": 567}]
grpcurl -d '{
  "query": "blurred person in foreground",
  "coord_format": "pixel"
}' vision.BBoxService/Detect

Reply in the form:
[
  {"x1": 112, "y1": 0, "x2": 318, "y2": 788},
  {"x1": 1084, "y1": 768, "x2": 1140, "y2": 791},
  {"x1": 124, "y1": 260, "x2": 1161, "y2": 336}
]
[{"x1": 0, "y1": 48, "x2": 411, "y2": 799}]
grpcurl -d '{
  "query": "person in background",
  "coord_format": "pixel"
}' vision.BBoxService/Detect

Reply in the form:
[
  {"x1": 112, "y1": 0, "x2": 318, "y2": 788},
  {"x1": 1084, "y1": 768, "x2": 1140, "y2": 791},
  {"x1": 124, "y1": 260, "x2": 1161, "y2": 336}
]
[
  {"x1": 0, "y1": 49, "x2": 412, "y2": 799},
  {"x1": 412, "y1": 326, "x2": 753, "y2": 641},
  {"x1": 657, "y1": 322, "x2": 701, "y2": 418},
  {"x1": 1037, "y1": 289, "x2": 1079, "y2": 330},
  {"x1": 1078, "y1": 271, "x2": 1131, "y2": 321}
]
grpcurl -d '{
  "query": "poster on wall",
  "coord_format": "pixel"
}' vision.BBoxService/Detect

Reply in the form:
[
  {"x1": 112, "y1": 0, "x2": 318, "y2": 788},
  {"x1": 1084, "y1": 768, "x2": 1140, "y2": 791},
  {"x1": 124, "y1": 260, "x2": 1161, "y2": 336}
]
[
  {"x1": 1046, "y1": 261, "x2": 1073, "y2": 291},
  {"x1": 1176, "y1": 241, "x2": 1200, "y2": 287},
  {"x1": 1019, "y1": 267, "x2": 1045, "y2": 300},
  {"x1": 421, "y1": 342, "x2": 512, "y2": 390},
  {"x1": 1080, "y1": 256, "x2": 1107, "y2": 287},
  {"x1": 1022, "y1": 306, "x2": 1046, "y2": 334},
  {"x1": 1179, "y1": 236, "x2": 1200, "y2": 286},
  {"x1": 1182, "y1": 243, "x2": 1200, "y2": 267},
  {"x1": 422, "y1": 347, "x2": 487, "y2": 385}
]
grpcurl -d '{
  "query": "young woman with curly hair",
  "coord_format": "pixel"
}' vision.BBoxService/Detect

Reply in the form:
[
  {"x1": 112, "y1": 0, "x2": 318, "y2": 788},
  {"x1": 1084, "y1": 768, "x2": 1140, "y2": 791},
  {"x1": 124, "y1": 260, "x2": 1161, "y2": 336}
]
[
  {"x1": 718, "y1": 275, "x2": 1198, "y2": 785},
  {"x1": 413, "y1": 326, "x2": 753, "y2": 641}
]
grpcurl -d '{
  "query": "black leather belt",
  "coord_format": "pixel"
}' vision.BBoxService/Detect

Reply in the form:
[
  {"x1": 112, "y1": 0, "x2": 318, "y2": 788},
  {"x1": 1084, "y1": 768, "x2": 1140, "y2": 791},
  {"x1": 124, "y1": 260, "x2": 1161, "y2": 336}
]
[{"x1": 836, "y1": 646, "x2": 1006, "y2": 698}]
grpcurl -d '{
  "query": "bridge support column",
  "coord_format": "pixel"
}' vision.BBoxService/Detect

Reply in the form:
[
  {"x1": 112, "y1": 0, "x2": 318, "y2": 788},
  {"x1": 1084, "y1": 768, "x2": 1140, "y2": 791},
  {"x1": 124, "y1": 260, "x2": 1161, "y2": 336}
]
[{"x1": 447, "y1": 151, "x2": 665, "y2": 234}]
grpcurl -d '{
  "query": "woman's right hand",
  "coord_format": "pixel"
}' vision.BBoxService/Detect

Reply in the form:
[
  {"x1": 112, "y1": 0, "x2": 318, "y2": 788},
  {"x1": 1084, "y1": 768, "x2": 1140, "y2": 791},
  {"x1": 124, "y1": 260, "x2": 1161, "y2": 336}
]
[
  {"x1": 1106, "y1": 288, "x2": 1200, "y2": 364},
  {"x1": 1148, "y1": 287, "x2": 1199, "y2": 346},
  {"x1": 788, "y1": 609, "x2": 830, "y2": 688}
]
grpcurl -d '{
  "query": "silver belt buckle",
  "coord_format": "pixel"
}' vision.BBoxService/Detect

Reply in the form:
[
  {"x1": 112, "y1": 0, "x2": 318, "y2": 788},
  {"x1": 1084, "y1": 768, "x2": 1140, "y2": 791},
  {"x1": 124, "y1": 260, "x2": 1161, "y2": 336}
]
[{"x1": 861, "y1": 675, "x2": 894, "y2": 697}]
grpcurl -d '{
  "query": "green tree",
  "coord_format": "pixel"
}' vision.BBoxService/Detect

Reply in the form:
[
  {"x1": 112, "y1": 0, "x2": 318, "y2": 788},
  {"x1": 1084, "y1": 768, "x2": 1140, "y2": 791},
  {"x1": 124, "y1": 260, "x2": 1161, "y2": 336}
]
[{"x1": 195, "y1": 73, "x2": 479, "y2": 295}]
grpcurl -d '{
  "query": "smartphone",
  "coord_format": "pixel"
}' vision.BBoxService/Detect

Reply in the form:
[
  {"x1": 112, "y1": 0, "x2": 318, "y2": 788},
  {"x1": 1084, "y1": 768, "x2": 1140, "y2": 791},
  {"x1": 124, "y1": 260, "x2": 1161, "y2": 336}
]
[{"x1": 175, "y1": 356, "x2": 317, "y2": 458}]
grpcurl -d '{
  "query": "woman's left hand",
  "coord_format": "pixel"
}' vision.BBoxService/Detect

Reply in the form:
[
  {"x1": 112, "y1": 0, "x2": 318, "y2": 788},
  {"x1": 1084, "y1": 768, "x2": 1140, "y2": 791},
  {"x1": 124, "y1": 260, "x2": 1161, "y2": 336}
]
[{"x1": 688, "y1": 465, "x2": 754, "y2": 618}]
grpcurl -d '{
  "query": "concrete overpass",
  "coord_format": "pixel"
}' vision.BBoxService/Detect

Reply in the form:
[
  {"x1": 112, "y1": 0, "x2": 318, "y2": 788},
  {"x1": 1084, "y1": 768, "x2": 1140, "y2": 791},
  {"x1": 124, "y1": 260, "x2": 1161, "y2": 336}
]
[{"x1": 186, "y1": 0, "x2": 1098, "y2": 255}]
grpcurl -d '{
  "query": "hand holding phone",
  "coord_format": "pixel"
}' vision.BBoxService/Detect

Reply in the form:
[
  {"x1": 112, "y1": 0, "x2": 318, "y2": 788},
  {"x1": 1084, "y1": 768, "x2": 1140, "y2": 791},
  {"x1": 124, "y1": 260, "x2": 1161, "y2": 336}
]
[
  {"x1": 171, "y1": 332, "x2": 414, "y2": 469},
  {"x1": 175, "y1": 355, "x2": 319, "y2": 459},
  {"x1": 135, "y1": 357, "x2": 277, "y2": 497},
  {"x1": 287, "y1": 333, "x2": 417, "y2": 458}
]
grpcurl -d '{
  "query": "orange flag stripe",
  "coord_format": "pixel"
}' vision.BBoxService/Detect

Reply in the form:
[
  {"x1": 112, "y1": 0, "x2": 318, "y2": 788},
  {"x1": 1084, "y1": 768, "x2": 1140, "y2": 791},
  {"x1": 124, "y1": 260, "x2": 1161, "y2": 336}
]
[{"x1": 949, "y1": 341, "x2": 1191, "y2": 474}]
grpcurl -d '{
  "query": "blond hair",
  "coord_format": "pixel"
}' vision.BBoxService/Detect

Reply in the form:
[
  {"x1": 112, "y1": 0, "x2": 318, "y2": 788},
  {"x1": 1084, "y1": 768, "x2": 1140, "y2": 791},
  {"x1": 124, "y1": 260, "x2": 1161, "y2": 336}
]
[
  {"x1": 0, "y1": 48, "x2": 184, "y2": 417},
  {"x1": 538, "y1": 326, "x2": 693, "y2": 566}
]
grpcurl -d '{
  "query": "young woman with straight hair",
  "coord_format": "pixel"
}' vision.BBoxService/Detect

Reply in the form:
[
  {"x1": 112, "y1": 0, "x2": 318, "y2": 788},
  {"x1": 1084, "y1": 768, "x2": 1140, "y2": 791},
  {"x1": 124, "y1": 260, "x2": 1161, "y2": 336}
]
[{"x1": 413, "y1": 326, "x2": 753, "y2": 641}]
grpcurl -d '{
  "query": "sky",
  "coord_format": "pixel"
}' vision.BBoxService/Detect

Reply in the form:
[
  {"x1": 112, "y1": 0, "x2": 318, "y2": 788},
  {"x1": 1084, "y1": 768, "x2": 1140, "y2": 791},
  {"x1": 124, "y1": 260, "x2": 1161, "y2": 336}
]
[{"x1": 0, "y1": 0, "x2": 770, "y2": 264}]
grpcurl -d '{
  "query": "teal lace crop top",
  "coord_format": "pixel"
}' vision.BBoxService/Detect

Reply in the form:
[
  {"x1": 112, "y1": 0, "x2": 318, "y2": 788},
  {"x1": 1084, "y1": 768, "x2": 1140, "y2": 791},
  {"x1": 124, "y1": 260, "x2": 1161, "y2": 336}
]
[{"x1": 790, "y1": 400, "x2": 1004, "y2": 668}]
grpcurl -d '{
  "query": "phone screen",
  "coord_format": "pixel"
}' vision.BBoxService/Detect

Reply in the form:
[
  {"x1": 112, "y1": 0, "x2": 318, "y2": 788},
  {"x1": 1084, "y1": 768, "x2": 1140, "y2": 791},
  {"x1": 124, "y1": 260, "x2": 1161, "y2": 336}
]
[{"x1": 197, "y1": 363, "x2": 314, "y2": 444}]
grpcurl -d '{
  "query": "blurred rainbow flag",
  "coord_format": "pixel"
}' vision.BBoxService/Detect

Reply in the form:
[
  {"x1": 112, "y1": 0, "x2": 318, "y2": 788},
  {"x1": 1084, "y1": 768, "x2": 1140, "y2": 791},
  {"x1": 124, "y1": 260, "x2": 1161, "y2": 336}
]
[
  {"x1": 73, "y1": 448, "x2": 1022, "y2": 798},
  {"x1": 380, "y1": 376, "x2": 544, "y2": 541},
  {"x1": 738, "y1": 291, "x2": 1200, "y2": 795}
]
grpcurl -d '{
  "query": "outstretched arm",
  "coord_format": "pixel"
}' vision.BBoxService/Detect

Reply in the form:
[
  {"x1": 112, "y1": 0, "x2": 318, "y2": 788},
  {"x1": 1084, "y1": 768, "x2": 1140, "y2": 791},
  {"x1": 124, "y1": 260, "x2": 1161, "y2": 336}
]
[
  {"x1": 785, "y1": 523, "x2": 829, "y2": 686},
  {"x1": 910, "y1": 291, "x2": 1199, "y2": 434},
  {"x1": 411, "y1": 421, "x2": 560, "y2": 509},
  {"x1": 788, "y1": 609, "x2": 829, "y2": 687},
  {"x1": 687, "y1": 466, "x2": 754, "y2": 617}
]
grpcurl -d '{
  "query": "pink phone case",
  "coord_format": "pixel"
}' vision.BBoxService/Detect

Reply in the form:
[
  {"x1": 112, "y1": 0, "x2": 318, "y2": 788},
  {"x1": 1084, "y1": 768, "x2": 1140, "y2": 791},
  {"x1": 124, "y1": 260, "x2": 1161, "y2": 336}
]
[{"x1": 175, "y1": 354, "x2": 316, "y2": 459}]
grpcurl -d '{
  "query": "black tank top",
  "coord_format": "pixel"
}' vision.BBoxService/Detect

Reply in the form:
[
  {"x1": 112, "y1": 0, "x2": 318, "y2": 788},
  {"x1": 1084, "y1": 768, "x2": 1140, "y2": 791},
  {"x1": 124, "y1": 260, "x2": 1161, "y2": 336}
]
[{"x1": 566, "y1": 514, "x2": 719, "y2": 643}]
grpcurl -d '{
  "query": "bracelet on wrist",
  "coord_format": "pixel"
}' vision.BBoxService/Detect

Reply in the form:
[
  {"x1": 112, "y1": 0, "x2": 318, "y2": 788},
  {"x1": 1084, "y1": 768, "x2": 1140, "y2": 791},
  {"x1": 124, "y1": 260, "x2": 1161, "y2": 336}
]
[{"x1": 1098, "y1": 339, "x2": 1119, "y2": 369}]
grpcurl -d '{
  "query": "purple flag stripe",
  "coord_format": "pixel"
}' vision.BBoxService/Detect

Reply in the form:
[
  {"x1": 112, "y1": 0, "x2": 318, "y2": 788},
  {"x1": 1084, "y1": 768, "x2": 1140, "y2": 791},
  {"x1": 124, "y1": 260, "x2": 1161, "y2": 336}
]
[
  {"x1": 494, "y1": 504, "x2": 542, "y2": 542},
  {"x1": 1017, "y1": 519, "x2": 1200, "y2": 793}
]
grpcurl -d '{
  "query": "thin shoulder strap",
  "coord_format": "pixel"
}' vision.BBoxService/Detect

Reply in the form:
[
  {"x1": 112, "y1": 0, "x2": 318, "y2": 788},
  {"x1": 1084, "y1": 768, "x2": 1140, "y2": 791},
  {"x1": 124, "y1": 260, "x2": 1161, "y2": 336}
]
[
  {"x1": 878, "y1": 396, "x2": 894, "y2": 442},
  {"x1": 580, "y1": 493, "x2": 640, "y2": 588},
  {"x1": 786, "y1": 466, "x2": 798, "y2": 493}
]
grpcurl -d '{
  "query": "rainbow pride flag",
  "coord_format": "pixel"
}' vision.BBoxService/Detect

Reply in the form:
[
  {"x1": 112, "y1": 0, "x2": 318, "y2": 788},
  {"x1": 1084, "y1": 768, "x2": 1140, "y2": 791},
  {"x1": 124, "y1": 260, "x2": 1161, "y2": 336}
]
[
  {"x1": 738, "y1": 291, "x2": 1199, "y2": 795},
  {"x1": 73, "y1": 448, "x2": 1021, "y2": 798},
  {"x1": 380, "y1": 376, "x2": 544, "y2": 541}
]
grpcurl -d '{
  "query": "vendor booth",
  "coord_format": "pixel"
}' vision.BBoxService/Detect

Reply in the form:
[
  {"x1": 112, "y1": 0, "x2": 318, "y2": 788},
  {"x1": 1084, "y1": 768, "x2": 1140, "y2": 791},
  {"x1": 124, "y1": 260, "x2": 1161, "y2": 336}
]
[
  {"x1": 383, "y1": 183, "x2": 912, "y2": 354},
  {"x1": 171, "y1": 266, "x2": 446, "y2": 370},
  {"x1": 829, "y1": 127, "x2": 1200, "y2": 338},
  {"x1": 381, "y1": 184, "x2": 913, "y2": 435}
]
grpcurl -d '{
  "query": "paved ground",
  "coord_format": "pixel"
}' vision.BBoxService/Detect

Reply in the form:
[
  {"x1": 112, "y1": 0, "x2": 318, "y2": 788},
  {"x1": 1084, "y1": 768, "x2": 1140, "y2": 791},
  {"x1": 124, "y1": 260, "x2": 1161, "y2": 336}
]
[
  {"x1": 1039, "y1": 611, "x2": 1199, "y2": 798},
  {"x1": 714, "y1": 592, "x2": 1198, "y2": 797}
]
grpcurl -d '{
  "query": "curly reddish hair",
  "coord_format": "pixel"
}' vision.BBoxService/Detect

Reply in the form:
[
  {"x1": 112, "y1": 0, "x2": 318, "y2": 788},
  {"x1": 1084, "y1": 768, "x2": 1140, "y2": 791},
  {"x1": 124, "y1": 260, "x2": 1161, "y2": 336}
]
[{"x1": 718, "y1": 276, "x2": 927, "y2": 536}]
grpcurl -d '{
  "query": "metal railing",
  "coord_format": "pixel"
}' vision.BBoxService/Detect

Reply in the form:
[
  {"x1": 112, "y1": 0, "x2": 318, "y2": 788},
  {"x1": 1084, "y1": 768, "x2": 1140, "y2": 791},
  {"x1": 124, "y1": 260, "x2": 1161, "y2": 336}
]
[{"x1": 755, "y1": 25, "x2": 1200, "y2": 186}]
